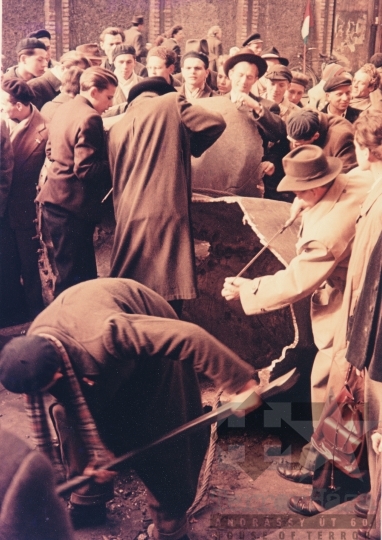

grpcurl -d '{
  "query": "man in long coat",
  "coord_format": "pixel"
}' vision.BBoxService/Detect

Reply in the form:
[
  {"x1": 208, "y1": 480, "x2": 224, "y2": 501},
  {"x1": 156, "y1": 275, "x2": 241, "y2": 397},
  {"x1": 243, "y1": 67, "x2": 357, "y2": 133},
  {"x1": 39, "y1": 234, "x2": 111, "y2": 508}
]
[{"x1": 108, "y1": 77, "x2": 226, "y2": 315}]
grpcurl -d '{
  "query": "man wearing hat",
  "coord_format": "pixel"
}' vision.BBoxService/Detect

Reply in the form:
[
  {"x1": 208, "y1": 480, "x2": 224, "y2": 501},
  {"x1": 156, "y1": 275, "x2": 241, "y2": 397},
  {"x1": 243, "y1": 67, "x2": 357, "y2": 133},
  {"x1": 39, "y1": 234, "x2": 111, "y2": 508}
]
[
  {"x1": 286, "y1": 71, "x2": 309, "y2": 107},
  {"x1": 321, "y1": 75, "x2": 361, "y2": 123},
  {"x1": 252, "y1": 46, "x2": 290, "y2": 97},
  {"x1": 242, "y1": 32, "x2": 263, "y2": 56},
  {"x1": 264, "y1": 64, "x2": 299, "y2": 120},
  {"x1": 109, "y1": 45, "x2": 143, "y2": 106},
  {"x1": 286, "y1": 109, "x2": 357, "y2": 173},
  {"x1": 307, "y1": 63, "x2": 346, "y2": 110},
  {"x1": 222, "y1": 144, "x2": 373, "y2": 484},
  {"x1": 75, "y1": 43, "x2": 103, "y2": 66},
  {"x1": 124, "y1": 15, "x2": 147, "y2": 64},
  {"x1": 5, "y1": 38, "x2": 48, "y2": 81},
  {"x1": 27, "y1": 29, "x2": 57, "y2": 68},
  {"x1": 108, "y1": 77, "x2": 225, "y2": 316},
  {"x1": 0, "y1": 78, "x2": 47, "y2": 326},
  {"x1": 178, "y1": 50, "x2": 217, "y2": 99}
]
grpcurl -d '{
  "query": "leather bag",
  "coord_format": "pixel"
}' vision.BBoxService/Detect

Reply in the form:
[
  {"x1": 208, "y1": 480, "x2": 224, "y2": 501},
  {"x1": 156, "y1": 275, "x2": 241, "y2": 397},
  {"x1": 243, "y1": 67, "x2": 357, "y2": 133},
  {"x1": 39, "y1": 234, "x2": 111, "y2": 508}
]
[{"x1": 311, "y1": 365, "x2": 367, "y2": 480}]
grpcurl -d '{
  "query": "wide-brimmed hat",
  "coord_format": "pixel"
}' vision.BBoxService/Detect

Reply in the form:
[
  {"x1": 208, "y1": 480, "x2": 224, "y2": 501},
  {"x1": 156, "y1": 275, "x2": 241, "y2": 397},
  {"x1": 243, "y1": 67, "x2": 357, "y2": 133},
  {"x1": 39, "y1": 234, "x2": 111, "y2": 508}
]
[
  {"x1": 223, "y1": 47, "x2": 267, "y2": 77},
  {"x1": 261, "y1": 46, "x2": 289, "y2": 66},
  {"x1": 185, "y1": 39, "x2": 209, "y2": 57},
  {"x1": 76, "y1": 43, "x2": 103, "y2": 60},
  {"x1": 277, "y1": 145, "x2": 342, "y2": 192},
  {"x1": 128, "y1": 76, "x2": 176, "y2": 104},
  {"x1": 242, "y1": 32, "x2": 263, "y2": 47}
]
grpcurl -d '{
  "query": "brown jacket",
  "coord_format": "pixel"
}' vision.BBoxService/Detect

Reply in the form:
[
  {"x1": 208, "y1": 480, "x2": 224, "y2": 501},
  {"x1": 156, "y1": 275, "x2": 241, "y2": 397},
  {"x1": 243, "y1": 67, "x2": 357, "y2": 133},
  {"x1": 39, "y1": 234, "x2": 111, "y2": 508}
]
[
  {"x1": 36, "y1": 95, "x2": 109, "y2": 222},
  {"x1": 108, "y1": 92, "x2": 226, "y2": 300},
  {"x1": 27, "y1": 69, "x2": 61, "y2": 110},
  {"x1": 316, "y1": 112, "x2": 357, "y2": 173}
]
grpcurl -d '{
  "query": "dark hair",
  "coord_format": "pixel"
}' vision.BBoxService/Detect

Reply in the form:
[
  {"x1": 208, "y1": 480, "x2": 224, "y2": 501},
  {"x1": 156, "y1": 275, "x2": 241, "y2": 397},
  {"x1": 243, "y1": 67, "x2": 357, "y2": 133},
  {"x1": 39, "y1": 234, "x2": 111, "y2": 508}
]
[
  {"x1": 147, "y1": 46, "x2": 176, "y2": 67},
  {"x1": 80, "y1": 67, "x2": 118, "y2": 91},
  {"x1": 61, "y1": 66, "x2": 84, "y2": 96},
  {"x1": 354, "y1": 109, "x2": 382, "y2": 161},
  {"x1": 1, "y1": 77, "x2": 35, "y2": 105},
  {"x1": 100, "y1": 26, "x2": 125, "y2": 43},
  {"x1": 168, "y1": 25, "x2": 183, "y2": 38}
]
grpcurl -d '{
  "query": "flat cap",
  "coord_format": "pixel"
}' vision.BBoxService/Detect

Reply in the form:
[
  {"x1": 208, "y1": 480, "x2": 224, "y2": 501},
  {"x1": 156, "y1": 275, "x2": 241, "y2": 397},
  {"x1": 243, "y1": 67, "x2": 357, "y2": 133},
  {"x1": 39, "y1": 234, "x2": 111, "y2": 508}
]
[
  {"x1": 28, "y1": 29, "x2": 51, "y2": 40},
  {"x1": 265, "y1": 64, "x2": 292, "y2": 82},
  {"x1": 323, "y1": 75, "x2": 352, "y2": 93},
  {"x1": 242, "y1": 33, "x2": 263, "y2": 47},
  {"x1": 291, "y1": 71, "x2": 310, "y2": 88},
  {"x1": 181, "y1": 50, "x2": 209, "y2": 69},
  {"x1": 1, "y1": 77, "x2": 35, "y2": 104},
  {"x1": 16, "y1": 38, "x2": 47, "y2": 54},
  {"x1": 0, "y1": 336, "x2": 62, "y2": 394},
  {"x1": 128, "y1": 76, "x2": 176, "y2": 104},
  {"x1": 287, "y1": 110, "x2": 320, "y2": 140},
  {"x1": 112, "y1": 44, "x2": 136, "y2": 63}
]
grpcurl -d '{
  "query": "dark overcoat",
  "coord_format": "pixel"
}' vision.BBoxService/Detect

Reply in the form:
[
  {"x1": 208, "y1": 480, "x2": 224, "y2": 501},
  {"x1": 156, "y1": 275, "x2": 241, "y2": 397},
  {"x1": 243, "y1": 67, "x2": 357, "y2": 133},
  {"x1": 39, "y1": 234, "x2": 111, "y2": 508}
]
[
  {"x1": 108, "y1": 92, "x2": 226, "y2": 300},
  {"x1": 28, "y1": 69, "x2": 61, "y2": 110}
]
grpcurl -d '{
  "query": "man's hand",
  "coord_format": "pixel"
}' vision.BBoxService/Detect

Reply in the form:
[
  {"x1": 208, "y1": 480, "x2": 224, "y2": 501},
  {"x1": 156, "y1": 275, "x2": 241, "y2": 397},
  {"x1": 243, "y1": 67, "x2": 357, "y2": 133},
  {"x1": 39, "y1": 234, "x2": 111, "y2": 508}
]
[
  {"x1": 262, "y1": 161, "x2": 276, "y2": 176},
  {"x1": 227, "y1": 379, "x2": 262, "y2": 417},
  {"x1": 83, "y1": 465, "x2": 117, "y2": 484},
  {"x1": 221, "y1": 276, "x2": 251, "y2": 301},
  {"x1": 371, "y1": 432, "x2": 382, "y2": 454},
  {"x1": 234, "y1": 92, "x2": 262, "y2": 115}
]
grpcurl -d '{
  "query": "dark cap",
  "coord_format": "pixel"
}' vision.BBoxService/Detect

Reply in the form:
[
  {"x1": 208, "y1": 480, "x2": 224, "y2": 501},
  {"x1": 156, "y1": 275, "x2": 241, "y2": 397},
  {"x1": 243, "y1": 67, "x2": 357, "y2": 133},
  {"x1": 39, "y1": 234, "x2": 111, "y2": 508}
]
[
  {"x1": 261, "y1": 46, "x2": 289, "y2": 66},
  {"x1": 1, "y1": 78, "x2": 35, "y2": 104},
  {"x1": 112, "y1": 44, "x2": 136, "y2": 63},
  {"x1": 128, "y1": 76, "x2": 176, "y2": 104},
  {"x1": 265, "y1": 64, "x2": 292, "y2": 82},
  {"x1": 181, "y1": 50, "x2": 209, "y2": 69},
  {"x1": 370, "y1": 53, "x2": 382, "y2": 69},
  {"x1": 291, "y1": 71, "x2": 310, "y2": 88},
  {"x1": 223, "y1": 47, "x2": 267, "y2": 77},
  {"x1": 0, "y1": 335, "x2": 62, "y2": 394},
  {"x1": 323, "y1": 75, "x2": 352, "y2": 93},
  {"x1": 16, "y1": 38, "x2": 47, "y2": 54},
  {"x1": 242, "y1": 33, "x2": 263, "y2": 47},
  {"x1": 184, "y1": 39, "x2": 209, "y2": 57},
  {"x1": 287, "y1": 110, "x2": 320, "y2": 140},
  {"x1": 28, "y1": 29, "x2": 51, "y2": 40},
  {"x1": 132, "y1": 15, "x2": 144, "y2": 25},
  {"x1": 76, "y1": 43, "x2": 103, "y2": 60},
  {"x1": 278, "y1": 145, "x2": 342, "y2": 192}
]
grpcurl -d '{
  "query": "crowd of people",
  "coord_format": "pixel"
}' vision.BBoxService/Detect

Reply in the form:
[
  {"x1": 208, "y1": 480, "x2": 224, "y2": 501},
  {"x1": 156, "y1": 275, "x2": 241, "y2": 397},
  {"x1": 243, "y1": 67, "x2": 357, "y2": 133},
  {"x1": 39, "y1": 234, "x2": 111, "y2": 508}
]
[{"x1": 0, "y1": 15, "x2": 381, "y2": 540}]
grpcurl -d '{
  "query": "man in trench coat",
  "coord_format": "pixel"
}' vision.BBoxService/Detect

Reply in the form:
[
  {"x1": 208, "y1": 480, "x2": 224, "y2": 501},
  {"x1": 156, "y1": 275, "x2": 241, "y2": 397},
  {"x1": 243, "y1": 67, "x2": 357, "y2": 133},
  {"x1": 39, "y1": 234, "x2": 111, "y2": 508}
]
[{"x1": 108, "y1": 77, "x2": 226, "y2": 315}]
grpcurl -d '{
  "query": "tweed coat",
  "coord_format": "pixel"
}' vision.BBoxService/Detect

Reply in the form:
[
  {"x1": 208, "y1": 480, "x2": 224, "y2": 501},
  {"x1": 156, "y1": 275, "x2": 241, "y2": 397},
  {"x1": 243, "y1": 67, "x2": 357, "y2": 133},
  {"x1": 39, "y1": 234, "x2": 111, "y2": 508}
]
[
  {"x1": 36, "y1": 94, "x2": 110, "y2": 223},
  {"x1": 28, "y1": 69, "x2": 61, "y2": 110},
  {"x1": 40, "y1": 91, "x2": 72, "y2": 123},
  {"x1": 315, "y1": 112, "x2": 357, "y2": 173},
  {"x1": 0, "y1": 429, "x2": 73, "y2": 540},
  {"x1": 5, "y1": 106, "x2": 48, "y2": 229},
  {"x1": 326, "y1": 176, "x2": 382, "y2": 400},
  {"x1": 124, "y1": 26, "x2": 147, "y2": 61},
  {"x1": 108, "y1": 92, "x2": 226, "y2": 301}
]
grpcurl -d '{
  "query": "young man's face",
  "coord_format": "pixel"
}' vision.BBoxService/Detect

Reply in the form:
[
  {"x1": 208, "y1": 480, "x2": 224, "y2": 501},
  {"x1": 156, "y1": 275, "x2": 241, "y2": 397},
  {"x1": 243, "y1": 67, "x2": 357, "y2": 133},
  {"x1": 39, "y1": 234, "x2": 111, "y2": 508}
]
[
  {"x1": 248, "y1": 42, "x2": 263, "y2": 56},
  {"x1": 101, "y1": 34, "x2": 123, "y2": 62},
  {"x1": 352, "y1": 71, "x2": 372, "y2": 99},
  {"x1": 229, "y1": 61, "x2": 259, "y2": 94},
  {"x1": 114, "y1": 54, "x2": 136, "y2": 81},
  {"x1": 89, "y1": 84, "x2": 116, "y2": 114},
  {"x1": 147, "y1": 55, "x2": 173, "y2": 83},
  {"x1": 286, "y1": 82, "x2": 305, "y2": 105},
  {"x1": 21, "y1": 49, "x2": 48, "y2": 77},
  {"x1": 217, "y1": 65, "x2": 231, "y2": 94},
  {"x1": 182, "y1": 58, "x2": 208, "y2": 89},
  {"x1": 326, "y1": 86, "x2": 351, "y2": 112},
  {"x1": 266, "y1": 79, "x2": 290, "y2": 104},
  {"x1": 0, "y1": 91, "x2": 21, "y2": 121}
]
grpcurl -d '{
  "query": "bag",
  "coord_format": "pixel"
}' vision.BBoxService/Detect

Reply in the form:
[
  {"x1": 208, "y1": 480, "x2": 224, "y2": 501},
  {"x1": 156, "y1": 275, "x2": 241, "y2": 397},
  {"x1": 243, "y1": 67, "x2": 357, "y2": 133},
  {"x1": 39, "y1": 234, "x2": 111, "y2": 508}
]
[{"x1": 311, "y1": 365, "x2": 367, "y2": 480}]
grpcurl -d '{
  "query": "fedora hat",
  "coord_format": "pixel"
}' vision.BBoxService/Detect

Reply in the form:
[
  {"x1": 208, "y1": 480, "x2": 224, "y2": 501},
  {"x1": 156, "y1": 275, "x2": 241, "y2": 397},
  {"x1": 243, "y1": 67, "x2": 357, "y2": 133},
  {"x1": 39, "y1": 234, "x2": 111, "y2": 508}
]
[
  {"x1": 184, "y1": 39, "x2": 209, "y2": 57},
  {"x1": 277, "y1": 145, "x2": 342, "y2": 192},
  {"x1": 223, "y1": 47, "x2": 267, "y2": 77},
  {"x1": 131, "y1": 15, "x2": 144, "y2": 25},
  {"x1": 261, "y1": 46, "x2": 289, "y2": 66}
]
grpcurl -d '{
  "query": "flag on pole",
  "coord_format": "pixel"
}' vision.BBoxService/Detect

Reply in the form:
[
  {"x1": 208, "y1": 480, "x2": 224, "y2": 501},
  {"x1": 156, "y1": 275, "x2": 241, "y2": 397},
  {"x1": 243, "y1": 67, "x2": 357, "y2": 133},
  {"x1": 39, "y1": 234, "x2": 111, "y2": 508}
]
[{"x1": 301, "y1": 0, "x2": 313, "y2": 44}]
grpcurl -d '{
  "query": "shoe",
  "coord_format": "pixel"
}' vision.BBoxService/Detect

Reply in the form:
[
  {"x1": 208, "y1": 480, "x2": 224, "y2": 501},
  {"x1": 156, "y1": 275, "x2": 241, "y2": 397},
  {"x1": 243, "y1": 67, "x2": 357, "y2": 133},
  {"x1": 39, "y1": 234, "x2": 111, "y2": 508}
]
[
  {"x1": 277, "y1": 462, "x2": 313, "y2": 484},
  {"x1": 68, "y1": 502, "x2": 107, "y2": 529},
  {"x1": 288, "y1": 496, "x2": 325, "y2": 516},
  {"x1": 257, "y1": 368, "x2": 300, "y2": 400},
  {"x1": 354, "y1": 493, "x2": 371, "y2": 518}
]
